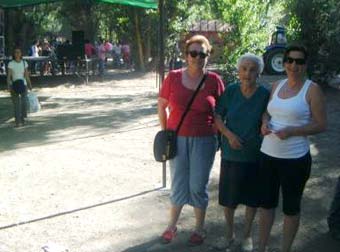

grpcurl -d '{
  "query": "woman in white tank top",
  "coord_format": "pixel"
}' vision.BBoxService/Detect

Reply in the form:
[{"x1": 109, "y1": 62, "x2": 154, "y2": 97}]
[{"x1": 257, "y1": 45, "x2": 327, "y2": 252}]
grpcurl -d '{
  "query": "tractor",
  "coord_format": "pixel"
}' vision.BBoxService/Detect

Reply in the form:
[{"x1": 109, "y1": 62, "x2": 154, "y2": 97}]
[{"x1": 263, "y1": 26, "x2": 287, "y2": 75}]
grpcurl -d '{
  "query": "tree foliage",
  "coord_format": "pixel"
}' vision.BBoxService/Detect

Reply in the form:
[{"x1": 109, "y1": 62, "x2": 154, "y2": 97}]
[
  {"x1": 284, "y1": 0, "x2": 340, "y2": 81},
  {"x1": 163, "y1": 0, "x2": 340, "y2": 80},
  {"x1": 163, "y1": 0, "x2": 286, "y2": 68},
  {"x1": 4, "y1": 0, "x2": 340, "y2": 78},
  {"x1": 215, "y1": 0, "x2": 285, "y2": 62},
  {"x1": 5, "y1": 1, "x2": 158, "y2": 70}
]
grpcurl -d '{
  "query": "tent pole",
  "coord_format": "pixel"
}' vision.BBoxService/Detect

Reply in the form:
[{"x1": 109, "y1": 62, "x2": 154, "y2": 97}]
[
  {"x1": 158, "y1": 0, "x2": 166, "y2": 188},
  {"x1": 158, "y1": 0, "x2": 165, "y2": 85}
]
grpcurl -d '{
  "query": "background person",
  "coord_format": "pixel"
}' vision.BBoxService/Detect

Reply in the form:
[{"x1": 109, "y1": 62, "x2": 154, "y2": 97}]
[
  {"x1": 214, "y1": 53, "x2": 270, "y2": 251},
  {"x1": 84, "y1": 39, "x2": 97, "y2": 75},
  {"x1": 41, "y1": 40, "x2": 52, "y2": 75},
  {"x1": 328, "y1": 176, "x2": 340, "y2": 241},
  {"x1": 30, "y1": 40, "x2": 41, "y2": 74},
  {"x1": 31, "y1": 40, "x2": 41, "y2": 57},
  {"x1": 257, "y1": 44, "x2": 327, "y2": 252},
  {"x1": 97, "y1": 38, "x2": 107, "y2": 78},
  {"x1": 157, "y1": 35, "x2": 224, "y2": 246},
  {"x1": 84, "y1": 39, "x2": 96, "y2": 58},
  {"x1": 104, "y1": 40, "x2": 113, "y2": 62},
  {"x1": 112, "y1": 42, "x2": 122, "y2": 68},
  {"x1": 7, "y1": 47, "x2": 32, "y2": 127},
  {"x1": 121, "y1": 42, "x2": 131, "y2": 68}
]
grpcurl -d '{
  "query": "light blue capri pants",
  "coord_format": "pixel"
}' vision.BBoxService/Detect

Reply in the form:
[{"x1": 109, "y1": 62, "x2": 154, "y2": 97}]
[{"x1": 169, "y1": 135, "x2": 217, "y2": 209}]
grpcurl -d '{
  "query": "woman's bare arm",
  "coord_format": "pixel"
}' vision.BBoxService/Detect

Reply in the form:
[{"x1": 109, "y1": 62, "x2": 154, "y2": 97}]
[{"x1": 157, "y1": 97, "x2": 169, "y2": 130}]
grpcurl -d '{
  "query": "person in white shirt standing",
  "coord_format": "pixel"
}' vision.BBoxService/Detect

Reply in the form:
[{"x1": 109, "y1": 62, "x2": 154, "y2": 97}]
[
  {"x1": 31, "y1": 40, "x2": 40, "y2": 57},
  {"x1": 30, "y1": 40, "x2": 40, "y2": 74},
  {"x1": 7, "y1": 47, "x2": 32, "y2": 127},
  {"x1": 257, "y1": 45, "x2": 327, "y2": 252}
]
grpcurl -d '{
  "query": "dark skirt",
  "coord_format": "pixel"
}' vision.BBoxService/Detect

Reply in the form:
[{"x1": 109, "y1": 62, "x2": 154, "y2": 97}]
[{"x1": 219, "y1": 159, "x2": 260, "y2": 208}]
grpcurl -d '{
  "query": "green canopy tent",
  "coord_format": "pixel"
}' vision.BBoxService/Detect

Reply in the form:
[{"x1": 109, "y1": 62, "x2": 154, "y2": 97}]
[
  {"x1": 0, "y1": 0, "x2": 162, "y2": 73},
  {"x1": 0, "y1": 0, "x2": 164, "y2": 81},
  {"x1": 0, "y1": 0, "x2": 168, "y2": 186},
  {"x1": 0, "y1": 0, "x2": 158, "y2": 9}
]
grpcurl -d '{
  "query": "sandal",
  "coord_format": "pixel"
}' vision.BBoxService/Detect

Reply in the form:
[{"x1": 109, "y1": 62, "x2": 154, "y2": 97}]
[
  {"x1": 161, "y1": 226, "x2": 177, "y2": 244},
  {"x1": 188, "y1": 230, "x2": 206, "y2": 246},
  {"x1": 211, "y1": 236, "x2": 235, "y2": 250}
]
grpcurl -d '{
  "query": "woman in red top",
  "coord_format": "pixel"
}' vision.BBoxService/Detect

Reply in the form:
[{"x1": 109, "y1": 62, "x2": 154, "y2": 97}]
[{"x1": 158, "y1": 35, "x2": 224, "y2": 246}]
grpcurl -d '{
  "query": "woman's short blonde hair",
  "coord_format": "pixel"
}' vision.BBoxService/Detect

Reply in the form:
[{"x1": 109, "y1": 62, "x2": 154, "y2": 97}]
[{"x1": 185, "y1": 34, "x2": 212, "y2": 54}]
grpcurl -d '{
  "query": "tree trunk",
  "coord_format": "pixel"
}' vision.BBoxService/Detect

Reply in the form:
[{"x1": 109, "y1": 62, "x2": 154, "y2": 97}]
[
  {"x1": 145, "y1": 18, "x2": 151, "y2": 62},
  {"x1": 84, "y1": 3, "x2": 96, "y2": 42},
  {"x1": 133, "y1": 8, "x2": 145, "y2": 71},
  {"x1": 5, "y1": 9, "x2": 18, "y2": 55}
]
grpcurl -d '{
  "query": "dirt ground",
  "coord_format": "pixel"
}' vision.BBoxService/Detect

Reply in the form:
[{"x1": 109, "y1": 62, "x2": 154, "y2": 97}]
[{"x1": 0, "y1": 70, "x2": 339, "y2": 252}]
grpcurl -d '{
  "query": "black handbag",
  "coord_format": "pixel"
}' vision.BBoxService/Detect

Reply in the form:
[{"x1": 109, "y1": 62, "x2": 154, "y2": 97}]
[
  {"x1": 153, "y1": 73, "x2": 207, "y2": 162},
  {"x1": 153, "y1": 129, "x2": 177, "y2": 162},
  {"x1": 12, "y1": 79, "x2": 26, "y2": 94}
]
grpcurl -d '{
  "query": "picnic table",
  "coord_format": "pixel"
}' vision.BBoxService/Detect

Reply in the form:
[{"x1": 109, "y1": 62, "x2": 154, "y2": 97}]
[{"x1": 0, "y1": 56, "x2": 98, "y2": 84}]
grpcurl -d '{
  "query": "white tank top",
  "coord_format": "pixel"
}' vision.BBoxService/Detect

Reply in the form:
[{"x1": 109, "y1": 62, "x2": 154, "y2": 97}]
[{"x1": 261, "y1": 79, "x2": 312, "y2": 158}]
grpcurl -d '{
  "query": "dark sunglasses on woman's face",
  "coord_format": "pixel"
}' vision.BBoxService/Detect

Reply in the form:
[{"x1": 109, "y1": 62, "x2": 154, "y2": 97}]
[
  {"x1": 284, "y1": 57, "x2": 306, "y2": 65},
  {"x1": 187, "y1": 50, "x2": 208, "y2": 59}
]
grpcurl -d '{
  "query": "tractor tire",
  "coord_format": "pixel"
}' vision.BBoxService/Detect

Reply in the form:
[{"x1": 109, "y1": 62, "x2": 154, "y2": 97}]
[{"x1": 264, "y1": 48, "x2": 285, "y2": 75}]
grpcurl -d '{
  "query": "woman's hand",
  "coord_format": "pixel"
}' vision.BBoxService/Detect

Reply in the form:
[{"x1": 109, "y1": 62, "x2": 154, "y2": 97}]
[
  {"x1": 228, "y1": 132, "x2": 243, "y2": 150},
  {"x1": 214, "y1": 115, "x2": 243, "y2": 149},
  {"x1": 261, "y1": 121, "x2": 272, "y2": 136},
  {"x1": 274, "y1": 127, "x2": 293, "y2": 140}
]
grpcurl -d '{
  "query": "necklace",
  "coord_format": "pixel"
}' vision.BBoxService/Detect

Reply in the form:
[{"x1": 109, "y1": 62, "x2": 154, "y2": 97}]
[{"x1": 283, "y1": 81, "x2": 303, "y2": 94}]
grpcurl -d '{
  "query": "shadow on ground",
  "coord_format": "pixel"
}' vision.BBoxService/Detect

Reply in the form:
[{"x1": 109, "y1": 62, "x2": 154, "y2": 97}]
[
  {"x1": 0, "y1": 70, "x2": 151, "y2": 89},
  {"x1": 299, "y1": 232, "x2": 340, "y2": 252},
  {"x1": 115, "y1": 176, "x2": 340, "y2": 252},
  {"x1": 0, "y1": 71, "x2": 158, "y2": 152}
]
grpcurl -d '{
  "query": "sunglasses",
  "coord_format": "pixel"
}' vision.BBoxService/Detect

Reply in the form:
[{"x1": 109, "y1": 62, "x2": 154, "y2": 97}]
[
  {"x1": 187, "y1": 50, "x2": 208, "y2": 59},
  {"x1": 284, "y1": 57, "x2": 306, "y2": 65}
]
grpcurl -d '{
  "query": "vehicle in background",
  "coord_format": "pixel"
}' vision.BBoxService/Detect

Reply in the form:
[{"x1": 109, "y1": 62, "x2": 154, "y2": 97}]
[{"x1": 263, "y1": 26, "x2": 287, "y2": 75}]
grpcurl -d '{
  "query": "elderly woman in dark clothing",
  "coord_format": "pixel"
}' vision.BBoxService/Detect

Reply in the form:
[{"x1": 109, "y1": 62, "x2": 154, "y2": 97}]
[{"x1": 214, "y1": 53, "x2": 270, "y2": 251}]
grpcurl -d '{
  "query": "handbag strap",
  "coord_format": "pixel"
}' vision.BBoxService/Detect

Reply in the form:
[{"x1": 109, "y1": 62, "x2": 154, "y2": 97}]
[{"x1": 175, "y1": 72, "x2": 208, "y2": 134}]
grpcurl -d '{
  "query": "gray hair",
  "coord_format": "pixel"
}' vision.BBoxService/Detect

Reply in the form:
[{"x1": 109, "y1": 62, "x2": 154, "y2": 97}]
[{"x1": 236, "y1": 53, "x2": 264, "y2": 74}]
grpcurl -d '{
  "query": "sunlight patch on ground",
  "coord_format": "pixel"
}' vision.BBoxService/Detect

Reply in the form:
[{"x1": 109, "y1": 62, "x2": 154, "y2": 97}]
[{"x1": 310, "y1": 143, "x2": 319, "y2": 156}]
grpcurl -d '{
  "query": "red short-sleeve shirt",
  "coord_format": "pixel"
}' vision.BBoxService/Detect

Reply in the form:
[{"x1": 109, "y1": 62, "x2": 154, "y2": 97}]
[{"x1": 159, "y1": 69, "x2": 225, "y2": 137}]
